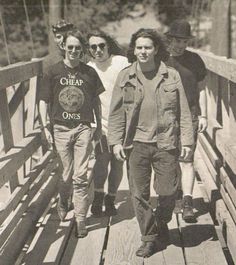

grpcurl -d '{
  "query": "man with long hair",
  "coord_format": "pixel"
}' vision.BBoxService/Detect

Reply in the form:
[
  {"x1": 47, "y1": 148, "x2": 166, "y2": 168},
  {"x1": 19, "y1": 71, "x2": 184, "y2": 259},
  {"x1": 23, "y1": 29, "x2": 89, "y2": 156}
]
[
  {"x1": 108, "y1": 28, "x2": 193, "y2": 257},
  {"x1": 87, "y1": 30, "x2": 129, "y2": 216}
]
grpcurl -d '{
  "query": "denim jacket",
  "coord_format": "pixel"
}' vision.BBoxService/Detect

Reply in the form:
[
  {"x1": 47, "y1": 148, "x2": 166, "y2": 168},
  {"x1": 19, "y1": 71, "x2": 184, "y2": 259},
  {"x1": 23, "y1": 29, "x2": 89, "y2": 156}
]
[{"x1": 108, "y1": 61, "x2": 194, "y2": 150}]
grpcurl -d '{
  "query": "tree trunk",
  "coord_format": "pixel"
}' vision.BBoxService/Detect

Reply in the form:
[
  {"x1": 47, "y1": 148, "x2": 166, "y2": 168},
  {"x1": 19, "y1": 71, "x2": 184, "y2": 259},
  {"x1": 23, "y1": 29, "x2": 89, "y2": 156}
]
[{"x1": 48, "y1": 0, "x2": 62, "y2": 53}]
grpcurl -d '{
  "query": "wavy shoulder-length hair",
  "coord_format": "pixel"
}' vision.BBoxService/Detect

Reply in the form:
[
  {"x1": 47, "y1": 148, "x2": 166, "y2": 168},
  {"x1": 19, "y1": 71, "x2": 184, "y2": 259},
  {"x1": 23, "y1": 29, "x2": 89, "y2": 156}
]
[
  {"x1": 127, "y1": 28, "x2": 169, "y2": 63},
  {"x1": 63, "y1": 29, "x2": 87, "y2": 50},
  {"x1": 87, "y1": 30, "x2": 125, "y2": 56}
]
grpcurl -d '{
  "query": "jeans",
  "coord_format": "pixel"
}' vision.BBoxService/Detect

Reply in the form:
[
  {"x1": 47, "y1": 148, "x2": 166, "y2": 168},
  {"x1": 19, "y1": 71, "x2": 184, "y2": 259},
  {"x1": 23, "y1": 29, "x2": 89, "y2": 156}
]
[
  {"x1": 93, "y1": 135, "x2": 123, "y2": 195},
  {"x1": 128, "y1": 141, "x2": 178, "y2": 242},
  {"x1": 54, "y1": 123, "x2": 93, "y2": 222}
]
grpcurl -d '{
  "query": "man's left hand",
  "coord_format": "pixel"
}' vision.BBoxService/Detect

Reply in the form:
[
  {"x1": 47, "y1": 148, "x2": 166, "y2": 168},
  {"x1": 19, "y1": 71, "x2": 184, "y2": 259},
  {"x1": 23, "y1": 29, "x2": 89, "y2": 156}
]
[
  {"x1": 198, "y1": 116, "x2": 208, "y2": 133},
  {"x1": 180, "y1": 146, "x2": 192, "y2": 160}
]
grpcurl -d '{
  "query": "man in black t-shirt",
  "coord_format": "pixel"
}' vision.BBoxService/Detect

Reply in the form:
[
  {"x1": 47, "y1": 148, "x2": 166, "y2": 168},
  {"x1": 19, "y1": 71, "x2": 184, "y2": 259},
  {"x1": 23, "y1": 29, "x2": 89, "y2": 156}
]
[
  {"x1": 166, "y1": 20, "x2": 208, "y2": 222},
  {"x1": 38, "y1": 29, "x2": 104, "y2": 238}
]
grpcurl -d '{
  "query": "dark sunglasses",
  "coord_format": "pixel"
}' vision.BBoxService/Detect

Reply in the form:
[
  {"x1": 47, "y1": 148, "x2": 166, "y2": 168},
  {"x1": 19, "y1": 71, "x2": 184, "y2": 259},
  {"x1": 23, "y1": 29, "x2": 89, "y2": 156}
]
[
  {"x1": 67, "y1": 45, "x2": 82, "y2": 51},
  {"x1": 89, "y1": 43, "x2": 106, "y2": 51}
]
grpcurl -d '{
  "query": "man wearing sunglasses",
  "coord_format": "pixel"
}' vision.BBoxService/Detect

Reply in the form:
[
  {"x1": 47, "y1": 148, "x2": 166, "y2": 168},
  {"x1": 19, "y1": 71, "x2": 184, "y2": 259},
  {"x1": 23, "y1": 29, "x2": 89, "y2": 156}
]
[
  {"x1": 39, "y1": 29, "x2": 105, "y2": 238},
  {"x1": 87, "y1": 30, "x2": 129, "y2": 217},
  {"x1": 43, "y1": 20, "x2": 74, "y2": 73}
]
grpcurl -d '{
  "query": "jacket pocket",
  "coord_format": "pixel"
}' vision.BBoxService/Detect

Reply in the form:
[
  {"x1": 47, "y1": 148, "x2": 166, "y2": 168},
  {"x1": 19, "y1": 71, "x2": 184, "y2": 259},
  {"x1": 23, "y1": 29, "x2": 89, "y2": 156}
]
[
  {"x1": 162, "y1": 84, "x2": 178, "y2": 110},
  {"x1": 122, "y1": 84, "x2": 135, "y2": 111}
]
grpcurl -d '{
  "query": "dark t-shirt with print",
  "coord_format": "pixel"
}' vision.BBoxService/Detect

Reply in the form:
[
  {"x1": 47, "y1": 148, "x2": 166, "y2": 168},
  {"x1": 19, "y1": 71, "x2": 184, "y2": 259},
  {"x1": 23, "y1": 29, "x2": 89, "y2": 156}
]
[
  {"x1": 166, "y1": 50, "x2": 206, "y2": 117},
  {"x1": 39, "y1": 61, "x2": 105, "y2": 127}
]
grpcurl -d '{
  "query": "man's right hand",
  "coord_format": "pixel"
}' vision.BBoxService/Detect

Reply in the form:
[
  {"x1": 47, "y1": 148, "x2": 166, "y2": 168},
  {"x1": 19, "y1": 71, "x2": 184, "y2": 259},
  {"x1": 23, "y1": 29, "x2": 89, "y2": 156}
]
[
  {"x1": 42, "y1": 127, "x2": 53, "y2": 151},
  {"x1": 113, "y1": 144, "x2": 126, "y2": 161}
]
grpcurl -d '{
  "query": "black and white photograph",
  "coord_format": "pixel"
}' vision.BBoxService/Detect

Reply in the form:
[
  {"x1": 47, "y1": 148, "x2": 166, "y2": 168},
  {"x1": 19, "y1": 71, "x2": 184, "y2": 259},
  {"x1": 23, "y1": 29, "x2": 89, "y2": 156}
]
[{"x1": 0, "y1": 0, "x2": 235, "y2": 264}]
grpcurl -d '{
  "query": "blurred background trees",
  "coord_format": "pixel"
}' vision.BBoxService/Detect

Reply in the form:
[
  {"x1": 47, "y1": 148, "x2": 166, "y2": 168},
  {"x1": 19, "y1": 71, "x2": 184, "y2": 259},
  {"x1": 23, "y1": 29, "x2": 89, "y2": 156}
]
[{"x1": 0, "y1": 0, "x2": 234, "y2": 66}]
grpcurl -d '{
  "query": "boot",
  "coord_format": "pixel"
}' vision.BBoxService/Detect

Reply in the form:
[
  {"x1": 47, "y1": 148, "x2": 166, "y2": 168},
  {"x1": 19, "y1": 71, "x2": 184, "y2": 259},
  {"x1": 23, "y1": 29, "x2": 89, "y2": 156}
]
[
  {"x1": 182, "y1": 195, "x2": 195, "y2": 222},
  {"x1": 91, "y1": 191, "x2": 104, "y2": 217},
  {"x1": 104, "y1": 194, "x2": 117, "y2": 216},
  {"x1": 75, "y1": 220, "x2": 88, "y2": 238}
]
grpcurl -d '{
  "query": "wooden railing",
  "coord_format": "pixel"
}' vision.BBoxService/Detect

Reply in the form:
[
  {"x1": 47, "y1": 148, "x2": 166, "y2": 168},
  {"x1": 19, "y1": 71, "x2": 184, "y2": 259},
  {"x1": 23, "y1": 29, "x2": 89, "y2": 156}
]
[
  {"x1": 191, "y1": 48, "x2": 236, "y2": 264},
  {"x1": 0, "y1": 60, "x2": 59, "y2": 265}
]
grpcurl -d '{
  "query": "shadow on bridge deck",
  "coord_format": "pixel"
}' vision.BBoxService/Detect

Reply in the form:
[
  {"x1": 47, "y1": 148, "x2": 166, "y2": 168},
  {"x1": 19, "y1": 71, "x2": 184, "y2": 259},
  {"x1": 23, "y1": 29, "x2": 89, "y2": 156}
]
[{"x1": 19, "y1": 169, "x2": 228, "y2": 265}]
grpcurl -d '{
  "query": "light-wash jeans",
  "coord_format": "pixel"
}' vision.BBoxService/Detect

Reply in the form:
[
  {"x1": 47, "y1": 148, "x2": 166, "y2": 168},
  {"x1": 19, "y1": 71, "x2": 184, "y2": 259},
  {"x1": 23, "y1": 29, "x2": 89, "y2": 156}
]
[{"x1": 54, "y1": 123, "x2": 93, "y2": 222}]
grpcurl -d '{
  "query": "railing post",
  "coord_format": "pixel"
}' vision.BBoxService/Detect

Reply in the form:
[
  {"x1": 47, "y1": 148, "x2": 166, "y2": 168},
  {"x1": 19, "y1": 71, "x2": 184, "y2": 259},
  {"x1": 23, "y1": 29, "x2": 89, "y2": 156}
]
[{"x1": 0, "y1": 89, "x2": 19, "y2": 192}]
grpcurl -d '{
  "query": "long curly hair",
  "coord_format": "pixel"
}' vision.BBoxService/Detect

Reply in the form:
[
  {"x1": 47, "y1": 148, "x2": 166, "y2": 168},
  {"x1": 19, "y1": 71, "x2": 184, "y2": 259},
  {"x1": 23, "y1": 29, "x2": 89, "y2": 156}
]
[
  {"x1": 87, "y1": 30, "x2": 125, "y2": 56},
  {"x1": 127, "y1": 28, "x2": 169, "y2": 63}
]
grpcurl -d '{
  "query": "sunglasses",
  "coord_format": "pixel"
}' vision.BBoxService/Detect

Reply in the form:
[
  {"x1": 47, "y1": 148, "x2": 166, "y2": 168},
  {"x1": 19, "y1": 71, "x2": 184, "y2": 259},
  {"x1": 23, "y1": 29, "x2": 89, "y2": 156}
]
[
  {"x1": 67, "y1": 45, "x2": 82, "y2": 51},
  {"x1": 89, "y1": 43, "x2": 106, "y2": 51}
]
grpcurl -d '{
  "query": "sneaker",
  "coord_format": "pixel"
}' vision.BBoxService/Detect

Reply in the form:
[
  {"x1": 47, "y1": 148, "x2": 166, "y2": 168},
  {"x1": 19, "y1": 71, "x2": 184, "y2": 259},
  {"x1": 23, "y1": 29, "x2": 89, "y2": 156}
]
[
  {"x1": 104, "y1": 194, "x2": 117, "y2": 216},
  {"x1": 182, "y1": 195, "x2": 195, "y2": 222},
  {"x1": 75, "y1": 220, "x2": 88, "y2": 238},
  {"x1": 136, "y1": 241, "x2": 156, "y2": 257}
]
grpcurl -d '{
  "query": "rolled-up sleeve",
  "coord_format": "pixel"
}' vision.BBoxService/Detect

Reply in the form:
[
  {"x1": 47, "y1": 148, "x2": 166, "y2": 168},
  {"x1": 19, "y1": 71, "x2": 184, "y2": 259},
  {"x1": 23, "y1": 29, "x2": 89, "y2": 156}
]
[
  {"x1": 108, "y1": 71, "x2": 126, "y2": 146},
  {"x1": 176, "y1": 72, "x2": 194, "y2": 146}
]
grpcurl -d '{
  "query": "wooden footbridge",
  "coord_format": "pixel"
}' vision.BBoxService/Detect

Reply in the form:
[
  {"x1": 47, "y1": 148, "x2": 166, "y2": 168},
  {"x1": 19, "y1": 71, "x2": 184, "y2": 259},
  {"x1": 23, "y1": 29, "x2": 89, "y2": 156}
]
[{"x1": 0, "y1": 48, "x2": 236, "y2": 265}]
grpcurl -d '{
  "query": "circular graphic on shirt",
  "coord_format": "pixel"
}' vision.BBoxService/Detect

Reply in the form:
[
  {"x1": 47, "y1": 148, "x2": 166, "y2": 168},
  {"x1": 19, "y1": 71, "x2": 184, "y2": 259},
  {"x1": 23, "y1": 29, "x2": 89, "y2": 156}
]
[{"x1": 59, "y1": 86, "x2": 84, "y2": 112}]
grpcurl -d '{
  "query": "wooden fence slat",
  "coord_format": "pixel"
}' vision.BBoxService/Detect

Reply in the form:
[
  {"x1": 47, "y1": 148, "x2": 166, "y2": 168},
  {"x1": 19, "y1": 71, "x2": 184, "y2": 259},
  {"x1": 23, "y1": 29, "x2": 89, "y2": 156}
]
[
  {"x1": 0, "y1": 89, "x2": 19, "y2": 191},
  {"x1": 0, "y1": 133, "x2": 41, "y2": 188},
  {"x1": 0, "y1": 151, "x2": 53, "y2": 225},
  {"x1": 0, "y1": 167, "x2": 58, "y2": 265},
  {"x1": 215, "y1": 130, "x2": 236, "y2": 174},
  {"x1": 0, "y1": 60, "x2": 42, "y2": 91},
  {"x1": 198, "y1": 134, "x2": 222, "y2": 169},
  {"x1": 216, "y1": 200, "x2": 236, "y2": 265},
  {"x1": 219, "y1": 168, "x2": 236, "y2": 209},
  {"x1": 0, "y1": 158, "x2": 58, "y2": 248},
  {"x1": 220, "y1": 184, "x2": 236, "y2": 224}
]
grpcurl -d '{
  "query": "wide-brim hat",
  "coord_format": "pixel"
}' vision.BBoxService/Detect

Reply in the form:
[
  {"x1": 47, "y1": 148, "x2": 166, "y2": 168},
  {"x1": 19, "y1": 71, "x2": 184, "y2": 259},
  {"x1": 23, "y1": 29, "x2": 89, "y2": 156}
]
[
  {"x1": 52, "y1": 20, "x2": 74, "y2": 33},
  {"x1": 165, "y1": 19, "x2": 194, "y2": 39}
]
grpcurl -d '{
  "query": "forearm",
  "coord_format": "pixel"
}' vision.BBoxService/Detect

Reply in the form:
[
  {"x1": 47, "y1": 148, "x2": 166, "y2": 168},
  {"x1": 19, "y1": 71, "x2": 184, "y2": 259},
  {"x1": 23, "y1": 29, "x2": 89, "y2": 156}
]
[
  {"x1": 199, "y1": 79, "x2": 207, "y2": 117},
  {"x1": 39, "y1": 100, "x2": 49, "y2": 127},
  {"x1": 93, "y1": 96, "x2": 102, "y2": 128}
]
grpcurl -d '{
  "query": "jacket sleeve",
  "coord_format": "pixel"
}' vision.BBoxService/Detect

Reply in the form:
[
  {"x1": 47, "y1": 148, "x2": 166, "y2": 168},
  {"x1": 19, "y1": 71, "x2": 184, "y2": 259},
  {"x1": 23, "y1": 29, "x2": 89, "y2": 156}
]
[
  {"x1": 176, "y1": 71, "x2": 194, "y2": 146},
  {"x1": 108, "y1": 71, "x2": 126, "y2": 146}
]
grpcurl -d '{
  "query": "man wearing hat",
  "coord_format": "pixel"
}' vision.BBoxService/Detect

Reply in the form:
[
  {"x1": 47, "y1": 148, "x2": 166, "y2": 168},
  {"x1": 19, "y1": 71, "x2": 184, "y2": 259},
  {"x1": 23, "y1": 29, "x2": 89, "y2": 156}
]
[
  {"x1": 165, "y1": 19, "x2": 208, "y2": 221},
  {"x1": 43, "y1": 19, "x2": 74, "y2": 73}
]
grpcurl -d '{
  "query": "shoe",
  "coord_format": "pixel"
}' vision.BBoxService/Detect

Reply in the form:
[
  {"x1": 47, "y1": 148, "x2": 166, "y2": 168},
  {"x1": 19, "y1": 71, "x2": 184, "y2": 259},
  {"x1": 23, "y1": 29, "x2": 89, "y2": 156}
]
[
  {"x1": 182, "y1": 195, "x2": 195, "y2": 222},
  {"x1": 136, "y1": 241, "x2": 156, "y2": 257},
  {"x1": 104, "y1": 194, "x2": 117, "y2": 216},
  {"x1": 75, "y1": 221, "x2": 88, "y2": 238},
  {"x1": 57, "y1": 198, "x2": 67, "y2": 221},
  {"x1": 91, "y1": 191, "x2": 104, "y2": 217}
]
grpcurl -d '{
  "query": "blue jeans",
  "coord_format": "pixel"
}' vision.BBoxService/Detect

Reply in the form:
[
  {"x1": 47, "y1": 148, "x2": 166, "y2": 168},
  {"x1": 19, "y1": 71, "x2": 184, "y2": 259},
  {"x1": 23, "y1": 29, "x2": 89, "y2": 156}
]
[
  {"x1": 128, "y1": 142, "x2": 178, "y2": 242},
  {"x1": 54, "y1": 123, "x2": 93, "y2": 222},
  {"x1": 93, "y1": 135, "x2": 123, "y2": 195}
]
